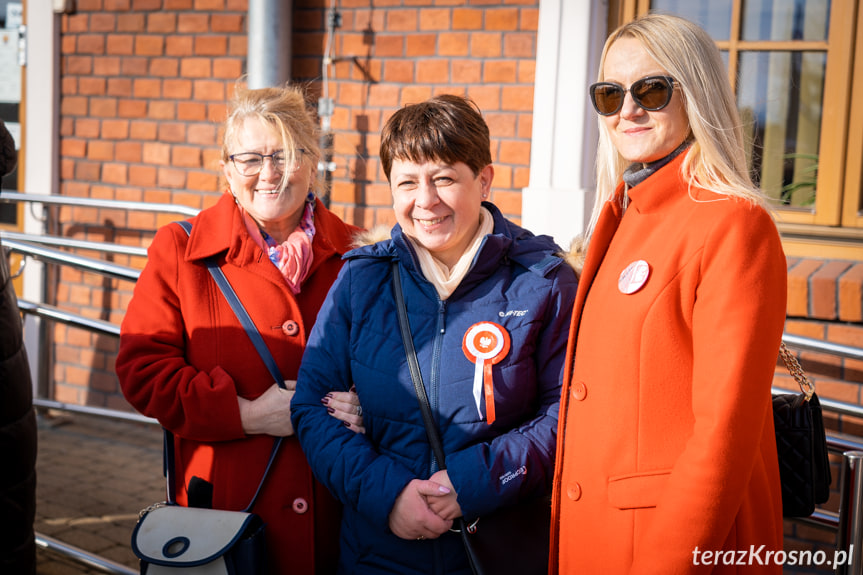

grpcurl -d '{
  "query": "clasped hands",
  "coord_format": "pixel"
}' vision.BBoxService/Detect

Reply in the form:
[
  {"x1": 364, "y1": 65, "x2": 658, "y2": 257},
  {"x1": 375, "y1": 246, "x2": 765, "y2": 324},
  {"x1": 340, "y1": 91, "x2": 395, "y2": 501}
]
[{"x1": 388, "y1": 470, "x2": 463, "y2": 541}]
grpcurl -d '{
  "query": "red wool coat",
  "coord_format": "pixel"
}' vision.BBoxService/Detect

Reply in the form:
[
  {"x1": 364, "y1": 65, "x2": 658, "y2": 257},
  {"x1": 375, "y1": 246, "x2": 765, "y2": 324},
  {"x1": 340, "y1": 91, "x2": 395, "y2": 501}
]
[
  {"x1": 551, "y1": 154, "x2": 787, "y2": 574},
  {"x1": 117, "y1": 193, "x2": 359, "y2": 575}
]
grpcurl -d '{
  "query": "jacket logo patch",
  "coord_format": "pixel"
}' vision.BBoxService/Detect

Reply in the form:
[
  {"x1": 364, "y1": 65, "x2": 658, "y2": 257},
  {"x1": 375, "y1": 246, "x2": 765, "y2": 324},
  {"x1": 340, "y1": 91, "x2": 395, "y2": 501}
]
[
  {"x1": 500, "y1": 466, "x2": 527, "y2": 485},
  {"x1": 498, "y1": 309, "x2": 527, "y2": 318}
]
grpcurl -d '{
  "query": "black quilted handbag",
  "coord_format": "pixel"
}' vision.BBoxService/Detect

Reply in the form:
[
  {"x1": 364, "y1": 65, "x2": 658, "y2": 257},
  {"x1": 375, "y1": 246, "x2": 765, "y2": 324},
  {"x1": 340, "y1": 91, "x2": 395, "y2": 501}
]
[
  {"x1": 773, "y1": 343, "x2": 831, "y2": 517},
  {"x1": 458, "y1": 496, "x2": 550, "y2": 575}
]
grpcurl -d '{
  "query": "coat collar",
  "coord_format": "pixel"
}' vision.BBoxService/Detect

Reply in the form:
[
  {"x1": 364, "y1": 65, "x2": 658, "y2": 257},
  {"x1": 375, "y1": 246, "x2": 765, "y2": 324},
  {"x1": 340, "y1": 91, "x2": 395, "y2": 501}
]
[
  {"x1": 624, "y1": 150, "x2": 727, "y2": 216},
  {"x1": 624, "y1": 150, "x2": 689, "y2": 215},
  {"x1": 183, "y1": 192, "x2": 359, "y2": 275}
]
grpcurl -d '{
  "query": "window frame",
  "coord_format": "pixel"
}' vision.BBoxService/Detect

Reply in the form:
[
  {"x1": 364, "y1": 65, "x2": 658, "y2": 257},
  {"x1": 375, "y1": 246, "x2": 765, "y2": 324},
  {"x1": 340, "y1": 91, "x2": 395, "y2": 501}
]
[{"x1": 842, "y1": 0, "x2": 863, "y2": 230}]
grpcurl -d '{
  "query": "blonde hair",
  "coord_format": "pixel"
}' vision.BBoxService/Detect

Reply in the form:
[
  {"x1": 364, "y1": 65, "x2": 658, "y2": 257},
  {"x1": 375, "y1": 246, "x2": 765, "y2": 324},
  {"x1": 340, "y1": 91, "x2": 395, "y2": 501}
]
[
  {"x1": 585, "y1": 13, "x2": 766, "y2": 242},
  {"x1": 221, "y1": 83, "x2": 322, "y2": 195}
]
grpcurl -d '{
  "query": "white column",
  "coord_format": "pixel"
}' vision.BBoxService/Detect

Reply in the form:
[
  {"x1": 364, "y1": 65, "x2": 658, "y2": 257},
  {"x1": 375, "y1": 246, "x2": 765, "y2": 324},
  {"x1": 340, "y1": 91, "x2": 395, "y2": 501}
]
[
  {"x1": 522, "y1": 0, "x2": 607, "y2": 250},
  {"x1": 22, "y1": 1, "x2": 60, "y2": 393}
]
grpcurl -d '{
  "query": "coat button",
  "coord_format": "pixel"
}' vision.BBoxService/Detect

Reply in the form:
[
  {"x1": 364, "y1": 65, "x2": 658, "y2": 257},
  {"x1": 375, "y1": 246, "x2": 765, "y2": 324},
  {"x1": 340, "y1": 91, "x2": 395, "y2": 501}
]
[
  {"x1": 282, "y1": 320, "x2": 299, "y2": 336},
  {"x1": 566, "y1": 483, "x2": 582, "y2": 501},
  {"x1": 571, "y1": 382, "x2": 587, "y2": 401},
  {"x1": 292, "y1": 497, "x2": 308, "y2": 514}
]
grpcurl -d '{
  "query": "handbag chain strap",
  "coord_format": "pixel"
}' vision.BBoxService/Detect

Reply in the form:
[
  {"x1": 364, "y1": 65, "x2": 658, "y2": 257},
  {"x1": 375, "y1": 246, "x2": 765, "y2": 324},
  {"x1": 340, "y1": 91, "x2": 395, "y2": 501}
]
[
  {"x1": 778, "y1": 341, "x2": 815, "y2": 401},
  {"x1": 173, "y1": 220, "x2": 285, "y2": 512}
]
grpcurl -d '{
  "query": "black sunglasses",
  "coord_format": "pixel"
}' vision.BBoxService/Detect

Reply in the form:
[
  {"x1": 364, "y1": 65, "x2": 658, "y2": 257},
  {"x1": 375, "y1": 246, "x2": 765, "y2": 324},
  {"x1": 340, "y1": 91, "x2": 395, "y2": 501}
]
[{"x1": 589, "y1": 75, "x2": 679, "y2": 116}]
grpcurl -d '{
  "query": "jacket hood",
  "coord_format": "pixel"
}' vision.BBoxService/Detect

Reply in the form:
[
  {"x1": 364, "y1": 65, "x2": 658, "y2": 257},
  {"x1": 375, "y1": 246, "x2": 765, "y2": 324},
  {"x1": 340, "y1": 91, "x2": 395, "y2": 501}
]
[{"x1": 344, "y1": 202, "x2": 565, "y2": 279}]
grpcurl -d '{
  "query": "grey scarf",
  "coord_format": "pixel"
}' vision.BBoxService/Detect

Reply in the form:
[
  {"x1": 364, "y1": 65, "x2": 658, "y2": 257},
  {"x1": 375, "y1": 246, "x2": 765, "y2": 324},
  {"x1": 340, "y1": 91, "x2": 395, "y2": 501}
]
[{"x1": 622, "y1": 139, "x2": 691, "y2": 189}]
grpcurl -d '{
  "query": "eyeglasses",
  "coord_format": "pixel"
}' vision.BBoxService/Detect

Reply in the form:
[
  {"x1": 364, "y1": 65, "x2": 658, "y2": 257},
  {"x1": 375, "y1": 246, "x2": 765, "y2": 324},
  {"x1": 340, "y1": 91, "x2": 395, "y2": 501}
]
[
  {"x1": 229, "y1": 149, "x2": 306, "y2": 176},
  {"x1": 589, "y1": 76, "x2": 678, "y2": 116}
]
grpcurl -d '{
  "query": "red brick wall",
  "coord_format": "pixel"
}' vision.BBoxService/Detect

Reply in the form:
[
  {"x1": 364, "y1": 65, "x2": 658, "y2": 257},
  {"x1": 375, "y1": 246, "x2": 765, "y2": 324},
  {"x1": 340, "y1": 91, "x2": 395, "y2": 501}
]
[
  {"x1": 54, "y1": 0, "x2": 540, "y2": 409},
  {"x1": 58, "y1": 0, "x2": 246, "y2": 407},
  {"x1": 293, "y1": 0, "x2": 540, "y2": 229}
]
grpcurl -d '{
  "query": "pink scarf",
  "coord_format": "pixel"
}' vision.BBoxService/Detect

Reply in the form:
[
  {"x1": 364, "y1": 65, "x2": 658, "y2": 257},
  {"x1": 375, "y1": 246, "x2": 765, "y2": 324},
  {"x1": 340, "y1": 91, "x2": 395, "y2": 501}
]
[{"x1": 241, "y1": 193, "x2": 316, "y2": 294}]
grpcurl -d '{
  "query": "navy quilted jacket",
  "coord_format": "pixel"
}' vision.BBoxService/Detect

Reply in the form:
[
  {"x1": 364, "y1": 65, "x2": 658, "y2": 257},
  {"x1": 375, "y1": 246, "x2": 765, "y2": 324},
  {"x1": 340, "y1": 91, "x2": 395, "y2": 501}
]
[{"x1": 292, "y1": 203, "x2": 577, "y2": 574}]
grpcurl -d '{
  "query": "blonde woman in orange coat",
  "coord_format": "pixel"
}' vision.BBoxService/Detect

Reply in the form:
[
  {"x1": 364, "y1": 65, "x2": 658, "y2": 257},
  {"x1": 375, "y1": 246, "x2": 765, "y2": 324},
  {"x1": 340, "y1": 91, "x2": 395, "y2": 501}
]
[{"x1": 551, "y1": 14, "x2": 786, "y2": 574}]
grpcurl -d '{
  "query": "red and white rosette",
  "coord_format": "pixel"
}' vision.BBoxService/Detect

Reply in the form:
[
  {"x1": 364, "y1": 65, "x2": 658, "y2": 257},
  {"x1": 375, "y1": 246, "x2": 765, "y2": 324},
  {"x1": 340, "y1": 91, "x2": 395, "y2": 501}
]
[{"x1": 462, "y1": 321, "x2": 511, "y2": 425}]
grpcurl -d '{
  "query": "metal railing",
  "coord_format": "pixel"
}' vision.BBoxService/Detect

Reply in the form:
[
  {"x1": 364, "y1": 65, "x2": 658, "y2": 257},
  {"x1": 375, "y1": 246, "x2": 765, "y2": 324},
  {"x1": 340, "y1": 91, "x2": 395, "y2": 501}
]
[
  {"x1": 0, "y1": 190, "x2": 200, "y2": 217},
  {"x1": 5, "y1": 192, "x2": 863, "y2": 573},
  {"x1": 35, "y1": 535, "x2": 137, "y2": 575},
  {"x1": 2, "y1": 193, "x2": 198, "y2": 573}
]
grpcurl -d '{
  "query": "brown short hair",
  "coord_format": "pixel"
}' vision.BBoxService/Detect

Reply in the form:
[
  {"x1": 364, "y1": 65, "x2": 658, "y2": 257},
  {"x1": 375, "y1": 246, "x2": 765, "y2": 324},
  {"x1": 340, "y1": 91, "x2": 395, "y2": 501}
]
[{"x1": 379, "y1": 94, "x2": 492, "y2": 181}]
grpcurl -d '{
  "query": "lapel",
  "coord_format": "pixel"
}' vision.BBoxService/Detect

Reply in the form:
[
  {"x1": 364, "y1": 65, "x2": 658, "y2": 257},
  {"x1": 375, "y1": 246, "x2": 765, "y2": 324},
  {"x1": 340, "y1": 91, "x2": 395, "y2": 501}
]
[{"x1": 568, "y1": 191, "x2": 625, "y2": 344}]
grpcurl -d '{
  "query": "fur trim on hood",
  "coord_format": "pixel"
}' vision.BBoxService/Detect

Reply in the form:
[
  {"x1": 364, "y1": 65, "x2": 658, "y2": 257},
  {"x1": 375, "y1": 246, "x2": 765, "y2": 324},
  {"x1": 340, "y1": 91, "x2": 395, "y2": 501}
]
[
  {"x1": 561, "y1": 235, "x2": 586, "y2": 276},
  {"x1": 351, "y1": 225, "x2": 391, "y2": 248}
]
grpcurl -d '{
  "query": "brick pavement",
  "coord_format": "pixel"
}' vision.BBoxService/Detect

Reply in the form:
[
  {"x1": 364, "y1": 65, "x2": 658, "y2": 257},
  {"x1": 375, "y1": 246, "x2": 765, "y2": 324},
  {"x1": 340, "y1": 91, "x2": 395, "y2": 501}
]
[{"x1": 35, "y1": 411, "x2": 164, "y2": 574}]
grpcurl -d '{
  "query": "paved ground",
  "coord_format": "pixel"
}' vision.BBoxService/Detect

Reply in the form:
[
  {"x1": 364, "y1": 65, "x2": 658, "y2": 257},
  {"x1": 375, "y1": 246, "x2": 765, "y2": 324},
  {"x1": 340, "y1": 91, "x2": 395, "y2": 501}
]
[{"x1": 35, "y1": 411, "x2": 164, "y2": 575}]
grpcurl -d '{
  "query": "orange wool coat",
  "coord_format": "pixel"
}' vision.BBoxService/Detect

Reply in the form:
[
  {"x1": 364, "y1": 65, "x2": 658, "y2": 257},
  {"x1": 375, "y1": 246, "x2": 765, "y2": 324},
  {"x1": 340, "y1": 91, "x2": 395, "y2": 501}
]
[
  {"x1": 551, "y1": 153, "x2": 787, "y2": 574},
  {"x1": 116, "y1": 193, "x2": 359, "y2": 575}
]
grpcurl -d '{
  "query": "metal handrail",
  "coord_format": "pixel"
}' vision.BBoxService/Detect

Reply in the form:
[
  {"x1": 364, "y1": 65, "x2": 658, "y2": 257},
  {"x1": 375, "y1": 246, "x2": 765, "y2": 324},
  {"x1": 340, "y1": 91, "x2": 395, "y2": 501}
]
[
  {"x1": 773, "y1": 387, "x2": 863, "y2": 420},
  {"x1": 17, "y1": 299, "x2": 120, "y2": 336},
  {"x1": 827, "y1": 434, "x2": 863, "y2": 454},
  {"x1": 783, "y1": 333, "x2": 863, "y2": 362},
  {"x1": 1, "y1": 230, "x2": 148, "y2": 257},
  {"x1": 800, "y1": 508, "x2": 841, "y2": 530},
  {"x1": 34, "y1": 397, "x2": 156, "y2": 425},
  {"x1": 36, "y1": 533, "x2": 137, "y2": 575},
  {"x1": 3, "y1": 238, "x2": 140, "y2": 282},
  {"x1": 0, "y1": 190, "x2": 201, "y2": 217}
]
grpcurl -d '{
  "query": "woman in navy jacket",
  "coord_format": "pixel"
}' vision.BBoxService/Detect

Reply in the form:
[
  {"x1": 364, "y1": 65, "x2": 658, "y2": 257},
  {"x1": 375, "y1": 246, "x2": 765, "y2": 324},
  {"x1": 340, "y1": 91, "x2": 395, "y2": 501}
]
[{"x1": 292, "y1": 94, "x2": 577, "y2": 574}]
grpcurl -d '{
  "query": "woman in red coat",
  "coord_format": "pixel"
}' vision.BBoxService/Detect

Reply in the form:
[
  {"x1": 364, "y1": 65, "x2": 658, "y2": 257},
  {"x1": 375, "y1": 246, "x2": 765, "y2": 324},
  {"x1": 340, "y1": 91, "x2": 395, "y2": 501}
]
[
  {"x1": 116, "y1": 84, "x2": 362, "y2": 575},
  {"x1": 551, "y1": 14, "x2": 786, "y2": 574}
]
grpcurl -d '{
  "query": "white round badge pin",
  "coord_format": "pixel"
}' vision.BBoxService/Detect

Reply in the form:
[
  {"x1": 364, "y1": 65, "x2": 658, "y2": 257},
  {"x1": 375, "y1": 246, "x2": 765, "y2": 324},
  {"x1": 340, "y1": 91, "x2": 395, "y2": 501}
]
[{"x1": 618, "y1": 260, "x2": 650, "y2": 294}]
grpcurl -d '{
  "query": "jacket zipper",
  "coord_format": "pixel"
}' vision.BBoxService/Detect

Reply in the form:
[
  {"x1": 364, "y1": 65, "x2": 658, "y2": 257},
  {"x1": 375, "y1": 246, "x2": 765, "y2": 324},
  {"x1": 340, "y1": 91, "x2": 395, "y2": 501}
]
[
  {"x1": 430, "y1": 297, "x2": 448, "y2": 575},
  {"x1": 428, "y1": 297, "x2": 447, "y2": 474}
]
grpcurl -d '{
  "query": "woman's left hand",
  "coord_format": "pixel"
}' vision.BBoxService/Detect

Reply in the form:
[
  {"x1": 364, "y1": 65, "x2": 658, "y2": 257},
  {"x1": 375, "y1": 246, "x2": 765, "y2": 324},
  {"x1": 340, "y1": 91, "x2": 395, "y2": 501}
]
[
  {"x1": 322, "y1": 388, "x2": 366, "y2": 434},
  {"x1": 425, "y1": 470, "x2": 462, "y2": 520},
  {"x1": 238, "y1": 382, "x2": 296, "y2": 437}
]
